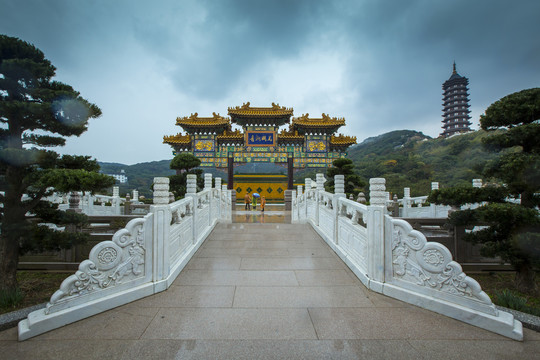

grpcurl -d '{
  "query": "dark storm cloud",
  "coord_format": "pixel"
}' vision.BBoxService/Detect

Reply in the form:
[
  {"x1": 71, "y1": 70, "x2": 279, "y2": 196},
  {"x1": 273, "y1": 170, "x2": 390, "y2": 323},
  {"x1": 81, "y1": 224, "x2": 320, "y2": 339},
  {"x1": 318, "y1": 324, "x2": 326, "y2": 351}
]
[{"x1": 1, "y1": 0, "x2": 539, "y2": 163}]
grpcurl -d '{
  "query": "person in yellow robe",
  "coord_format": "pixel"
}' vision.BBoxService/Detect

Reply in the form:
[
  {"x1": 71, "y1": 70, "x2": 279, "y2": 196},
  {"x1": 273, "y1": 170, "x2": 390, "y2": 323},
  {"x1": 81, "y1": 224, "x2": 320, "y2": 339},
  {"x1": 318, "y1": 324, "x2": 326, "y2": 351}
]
[{"x1": 260, "y1": 196, "x2": 266, "y2": 212}]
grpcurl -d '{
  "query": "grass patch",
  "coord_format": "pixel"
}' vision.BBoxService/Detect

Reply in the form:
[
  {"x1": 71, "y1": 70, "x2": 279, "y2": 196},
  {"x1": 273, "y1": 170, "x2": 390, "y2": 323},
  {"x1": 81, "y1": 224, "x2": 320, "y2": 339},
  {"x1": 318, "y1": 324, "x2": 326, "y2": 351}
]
[
  {"x1": 472, "y1": 272, "x2": 540, "y2": 317},
  {"x1": 0, "y1": 271, "x2": 69, "y2": 315},
  {"x1": 0, "y1": 287, "x2": 24, "y2": 310}
]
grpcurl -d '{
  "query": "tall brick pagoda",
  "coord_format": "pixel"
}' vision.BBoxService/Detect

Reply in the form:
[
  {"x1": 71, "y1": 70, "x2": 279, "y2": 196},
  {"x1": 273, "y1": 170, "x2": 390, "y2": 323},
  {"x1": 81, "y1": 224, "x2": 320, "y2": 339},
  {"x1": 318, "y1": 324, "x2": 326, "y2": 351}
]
[{"x1": 441, "y1": 62, "x2": 471, "y2": 137}]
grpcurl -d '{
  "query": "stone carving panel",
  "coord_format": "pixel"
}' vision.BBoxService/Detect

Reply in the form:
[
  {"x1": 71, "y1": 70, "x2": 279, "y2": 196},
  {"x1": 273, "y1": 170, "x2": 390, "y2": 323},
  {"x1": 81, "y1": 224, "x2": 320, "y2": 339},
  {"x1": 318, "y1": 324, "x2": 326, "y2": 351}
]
[
  {"x1": 46, "y1": 217, "x2": 148, "y2": 314},
  {"x1": 391, "y1": 219, "x2": 492, "y2": 305}
]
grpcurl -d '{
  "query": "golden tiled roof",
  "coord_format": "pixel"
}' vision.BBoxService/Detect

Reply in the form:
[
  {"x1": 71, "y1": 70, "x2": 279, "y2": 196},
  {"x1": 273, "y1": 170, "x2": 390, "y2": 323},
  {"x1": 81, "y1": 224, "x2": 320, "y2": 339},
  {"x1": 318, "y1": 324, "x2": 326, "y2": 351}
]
[
  {"x1": 216, "y1": 129, "x2": 244, "y2": 140},
  {"x1": 163, "y1": 133, "x2": 191, "y2": 144},
  {"x1": 228, "y1": 102, "x2": 294, "y2": 117},
  {"x1": 278, "y1": 129, "x2": 304, "y2": 140},
  {"x1": 330, "y1": 134, "x2": 357, "y2": 145},
  {"x1": 292, "y1": 113, "x2": 345, "y2": 127},
  {"x1": 176, "y1": 112, "x2": 230, "y2": 127}
]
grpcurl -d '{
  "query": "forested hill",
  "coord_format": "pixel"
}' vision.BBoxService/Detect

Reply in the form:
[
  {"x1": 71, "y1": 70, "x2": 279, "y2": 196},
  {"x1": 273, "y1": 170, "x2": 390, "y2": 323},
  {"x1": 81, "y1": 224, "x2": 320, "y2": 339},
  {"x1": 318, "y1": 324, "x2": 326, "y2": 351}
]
[
  {"x1": 348, "y1": 130, "x2": 431, "y2": 158},
  {"x1": 349, "y1": 130, "x2": 498, "y2": 197},
  {"x1": 98, "y1": 160, "x2": 174, "y2": 197}
]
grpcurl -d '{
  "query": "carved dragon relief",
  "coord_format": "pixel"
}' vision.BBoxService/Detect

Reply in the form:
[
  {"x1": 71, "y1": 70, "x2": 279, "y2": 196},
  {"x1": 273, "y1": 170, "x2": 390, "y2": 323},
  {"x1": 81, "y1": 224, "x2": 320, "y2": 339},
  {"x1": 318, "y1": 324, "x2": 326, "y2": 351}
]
[
  {"x1": 46, "y1": 217, "x2": 148, "y2": 314},
  {"x1": 391, "y1": 220, "x2": 492, "y2": 305}
]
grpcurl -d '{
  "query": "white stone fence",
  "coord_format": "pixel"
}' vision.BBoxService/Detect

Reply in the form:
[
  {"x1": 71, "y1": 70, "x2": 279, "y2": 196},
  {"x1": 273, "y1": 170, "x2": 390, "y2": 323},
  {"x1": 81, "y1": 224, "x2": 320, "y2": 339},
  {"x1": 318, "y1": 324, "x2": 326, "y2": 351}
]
[
  {"x1": 292, "y1": 174, "x2": 522, "y2": 340},
  {"x1": 388, "y1": 179, "x2": 517, "y2": 218},
  {"x1": 19, "y1": 174, "x2": 232, "y2": 341}
]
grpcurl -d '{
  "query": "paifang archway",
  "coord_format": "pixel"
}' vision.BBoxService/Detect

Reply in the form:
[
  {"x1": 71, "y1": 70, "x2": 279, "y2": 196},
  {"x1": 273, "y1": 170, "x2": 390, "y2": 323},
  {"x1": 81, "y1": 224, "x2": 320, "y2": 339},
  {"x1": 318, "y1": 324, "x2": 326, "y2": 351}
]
[{"x1": 163, "y1": 102, "x2": 357, "y2": 204}]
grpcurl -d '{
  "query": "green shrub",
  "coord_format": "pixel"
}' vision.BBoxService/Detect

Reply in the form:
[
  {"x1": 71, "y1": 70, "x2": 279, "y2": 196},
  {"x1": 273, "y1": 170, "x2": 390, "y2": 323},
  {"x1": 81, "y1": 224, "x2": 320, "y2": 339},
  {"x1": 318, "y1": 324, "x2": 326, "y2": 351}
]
[
  {"x1": 493, "y1": 289, "x2": 528, "y2": 311},
  {"x1": 0, "y1": 287, "x2": 24, "y2": 310}
]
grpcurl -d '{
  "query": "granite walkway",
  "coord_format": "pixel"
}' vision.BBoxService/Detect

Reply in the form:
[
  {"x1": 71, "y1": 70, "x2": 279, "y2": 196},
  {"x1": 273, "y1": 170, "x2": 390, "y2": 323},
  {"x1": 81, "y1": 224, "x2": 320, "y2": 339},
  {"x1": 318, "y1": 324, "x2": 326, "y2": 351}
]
[{"x1": 1, "y1": 221, "x2": 539, "y2": 359}]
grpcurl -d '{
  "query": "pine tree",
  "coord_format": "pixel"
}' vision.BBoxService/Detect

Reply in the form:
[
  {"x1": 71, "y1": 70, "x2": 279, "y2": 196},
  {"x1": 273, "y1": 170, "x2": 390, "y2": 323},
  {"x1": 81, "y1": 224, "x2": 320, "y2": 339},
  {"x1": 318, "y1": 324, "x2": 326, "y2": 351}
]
[
  {"x1": 325, "y1": 158, "x2": 365, "y2": 196},
  {"x1": 168, "y1": 153, "x2": 203, "y2": 199},
  {"x1": 428, "y1": 88, "x2": 540, "y2": 293},
  {"x1": 0, "y1": 35, "x2": 114, "y2": 293}
]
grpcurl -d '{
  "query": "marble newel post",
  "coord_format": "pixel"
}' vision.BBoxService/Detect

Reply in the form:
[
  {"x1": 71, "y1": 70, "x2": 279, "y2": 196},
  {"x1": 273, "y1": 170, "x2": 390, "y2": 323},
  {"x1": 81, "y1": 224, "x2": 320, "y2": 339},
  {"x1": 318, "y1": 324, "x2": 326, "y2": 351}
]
[
  {"x1": 333, "y1": 175, "x2": 346, "y2": 244},
  {"x1": 151, "y1": 177, "x2": 172, "y2": 290},
  {"x1": 402, "y1": 187, "x2": 411, "y2": 218},
  {"x1": 367, "y1": 178, "x2": 386, "y2": 292},
  {"x1": 204, "y1": 173, "x2": 212, "y2": 190},
  {"x1": 185, "y1": 174, "x2": 198, "y2": 242},
  {"x1": 68, "y1": 191, "x2": 81, "y2": 213},
  {"x1": 430, "y1": 182, "x2": 439, "y2": 217}
]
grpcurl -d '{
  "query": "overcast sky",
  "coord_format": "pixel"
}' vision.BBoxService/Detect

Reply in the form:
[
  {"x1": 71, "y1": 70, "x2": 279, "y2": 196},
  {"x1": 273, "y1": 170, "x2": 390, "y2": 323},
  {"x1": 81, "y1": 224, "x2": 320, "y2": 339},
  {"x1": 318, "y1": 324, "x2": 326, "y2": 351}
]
[{"x1": 1, "y1": 0, "x2": 539, "y2": 164}]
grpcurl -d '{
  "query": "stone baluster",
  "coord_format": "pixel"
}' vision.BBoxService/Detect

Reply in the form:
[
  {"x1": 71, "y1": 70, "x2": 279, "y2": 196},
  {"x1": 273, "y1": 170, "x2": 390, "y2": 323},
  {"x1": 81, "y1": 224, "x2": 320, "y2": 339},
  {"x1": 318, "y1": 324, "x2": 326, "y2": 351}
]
[
  {"x1": 430, "y1": 182, "x2": 439, "y2": 217},
  {"x1": 215, "y1": 177, "x2": 221, "y2": 190},
  {"x1": 151, "y1": 177, "x2": 172, "y2": 285},
  {"x1": 357, "y1": 192, "x2": 366, "y2": 204},
  {"x1": 367, "y1": 178, "x2": 386, "y2": 291},
  {"x1": 204, "y1": 173, "x2": 212, "y2": 190},
  {"x1": 132, "y1": 189, "x2": 139, "y2": 203},
  {"x1": 186, "y1": 174, "x2": 197, "y2": 194},
  {"x1": 402, "y1": 187, "x2": 411, "y2": 217},
  {"x1": 113, "y1": 186, "x2": 119, "y2": 198},
  {"x1": 68, "y1": 191, "x2": 81, "y2": 213},
  {"x1": 153, "y1": 177, "x2": 170, "y2": 204},
  {"x1": 369, "y1": 178, "x2": 387, "y2": 207},
  {"x1": 316, "y1": 173, "x2": 325, "y2": 191},
  {"x1": 305, "y1": 178, "x2": 312, "y2": 191},
  {"x1": 334, "y1": 175, "x2": 345, "y2": 195},
  {"x1": 297, "y1": 185, "x2": 303, "y2": 197}
]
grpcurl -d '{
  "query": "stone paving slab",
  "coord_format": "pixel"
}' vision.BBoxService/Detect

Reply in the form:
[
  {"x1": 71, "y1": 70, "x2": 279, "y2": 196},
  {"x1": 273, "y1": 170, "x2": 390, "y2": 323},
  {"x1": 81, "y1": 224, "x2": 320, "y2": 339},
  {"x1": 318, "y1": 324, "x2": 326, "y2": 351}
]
[
  {"x1": 240, "y1": 256, "x2": 346, "y2": 270},
  {"x1": 1, "y1": 221, "x2": 539, "y2": 359},
  {"x1": 233, "y1": 286, "x2": 373, "y2": 308}
]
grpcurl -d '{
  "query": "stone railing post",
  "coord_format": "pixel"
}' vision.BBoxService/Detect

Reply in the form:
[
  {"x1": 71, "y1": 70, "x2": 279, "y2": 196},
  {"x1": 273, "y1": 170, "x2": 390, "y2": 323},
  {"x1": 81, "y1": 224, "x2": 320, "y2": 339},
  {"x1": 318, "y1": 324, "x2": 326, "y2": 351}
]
[
  {"x1": 333, "y1": 175, "x2": 346, "y2": 244},
  {"x1": 204, "y1": 173, "x2": 212, "y2": 190},
  {"x1": 68, "y1": 191, "x2": 81, "y2": 213},
  {"x1": 125, "y1": 193, "x2": 131, "y2": 215},
  {"x1": 150, "y1": 177, "x2": 172, "y2": 290},
  {"x1": 215, "y1": 177, "x2": 222, "y2": 218},
  {"x1": 402, "y1": 187, "x2": 411, "y2": 217},
  {"x1": 305, "y1": 178, "x2": 312, "y2": 190},
  {"x1": 314, "y1": 174, "x2": 325, "y2": 226},
  {"x1": 132, "y1": 189, "x2": 139, "y2": 204},
  {"x1": 430, "y1": 182, "x2": 439, "y2": 217},
  {"x1": 367, "y1": 178, "x2": 386, "y2": 291},
  {"x1": 185, "y1": 174, "x2": 198, "y2": 243}
]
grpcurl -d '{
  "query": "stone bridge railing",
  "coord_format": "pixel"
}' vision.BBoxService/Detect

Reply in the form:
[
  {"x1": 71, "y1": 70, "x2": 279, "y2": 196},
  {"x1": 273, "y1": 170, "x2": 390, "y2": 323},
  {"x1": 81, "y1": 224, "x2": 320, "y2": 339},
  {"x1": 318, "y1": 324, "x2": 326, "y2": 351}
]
[
  {"x1": 18, "y1": 174, "x2": 232, "y2": 341},
  {"x1": 292, "y1": 174, "x2": 523, "y2": 341}
]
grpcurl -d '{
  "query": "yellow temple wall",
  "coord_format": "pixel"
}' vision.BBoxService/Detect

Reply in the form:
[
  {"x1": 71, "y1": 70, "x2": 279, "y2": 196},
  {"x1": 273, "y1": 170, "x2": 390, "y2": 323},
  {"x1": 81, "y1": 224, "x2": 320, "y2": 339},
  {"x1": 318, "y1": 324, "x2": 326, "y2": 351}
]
[{"x1": 234, "y1": 174, "x2": 300, "y2": 202}]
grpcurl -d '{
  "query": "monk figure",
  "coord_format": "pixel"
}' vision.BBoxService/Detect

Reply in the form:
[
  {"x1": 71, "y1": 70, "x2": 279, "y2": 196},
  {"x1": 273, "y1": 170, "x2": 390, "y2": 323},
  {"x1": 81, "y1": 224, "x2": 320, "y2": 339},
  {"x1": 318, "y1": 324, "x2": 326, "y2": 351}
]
[
  {"x1": 260, "y1": 196, "x2": 266, "y2": 212},
  {"x1": 244, "y1": 193, "x2": 251, "y2": 210}
]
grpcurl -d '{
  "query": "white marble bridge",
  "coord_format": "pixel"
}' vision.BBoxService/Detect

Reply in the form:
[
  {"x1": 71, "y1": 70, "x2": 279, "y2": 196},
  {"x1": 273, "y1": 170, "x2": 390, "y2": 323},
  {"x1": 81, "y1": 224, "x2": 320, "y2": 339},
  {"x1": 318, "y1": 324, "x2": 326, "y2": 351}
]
[{"x1": 2, "y1": 173, "x2": 538, "y2": 359}]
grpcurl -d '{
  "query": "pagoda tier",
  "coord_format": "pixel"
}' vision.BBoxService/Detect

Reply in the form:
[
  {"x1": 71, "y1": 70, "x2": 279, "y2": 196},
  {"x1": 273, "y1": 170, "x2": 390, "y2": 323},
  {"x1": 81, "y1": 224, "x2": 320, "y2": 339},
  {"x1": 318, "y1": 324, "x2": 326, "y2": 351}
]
[
  {"x1": 329, "y1": 134, "x2": 357, "y2": 151},
  {"x1": 176, "y1": 112, "x2": 231, "y2": 134},
  {"x1": 228, "y1": 102, "x2": 293, "y2": 127},
  {"x1": 163, "y1": 133, "x2": 191, "y2": 151},
  {"x1": 440, "y1": 63, "x2": 472, "y2": 137},
  {"x1": 291, "y1": 113, "x2": 346, "y2": 135}
]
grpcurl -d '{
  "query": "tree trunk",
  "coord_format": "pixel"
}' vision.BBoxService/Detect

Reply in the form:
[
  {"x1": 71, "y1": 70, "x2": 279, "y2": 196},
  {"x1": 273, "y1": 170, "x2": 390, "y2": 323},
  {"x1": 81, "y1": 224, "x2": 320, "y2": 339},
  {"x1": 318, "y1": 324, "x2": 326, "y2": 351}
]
[
  {"x1": 0, "y1": 164, "x2": 25, "y2": 292},
  {"x1": 515, "y1": 262, "x2": 538, "y2": 295}
]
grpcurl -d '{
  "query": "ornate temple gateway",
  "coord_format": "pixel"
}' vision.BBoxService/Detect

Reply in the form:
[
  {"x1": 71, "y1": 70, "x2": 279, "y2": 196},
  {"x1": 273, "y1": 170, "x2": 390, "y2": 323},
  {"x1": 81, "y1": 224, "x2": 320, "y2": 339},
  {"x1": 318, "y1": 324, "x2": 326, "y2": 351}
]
[{"x1": 163, "y1": 102, "x2": 356, "y2": 202}]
